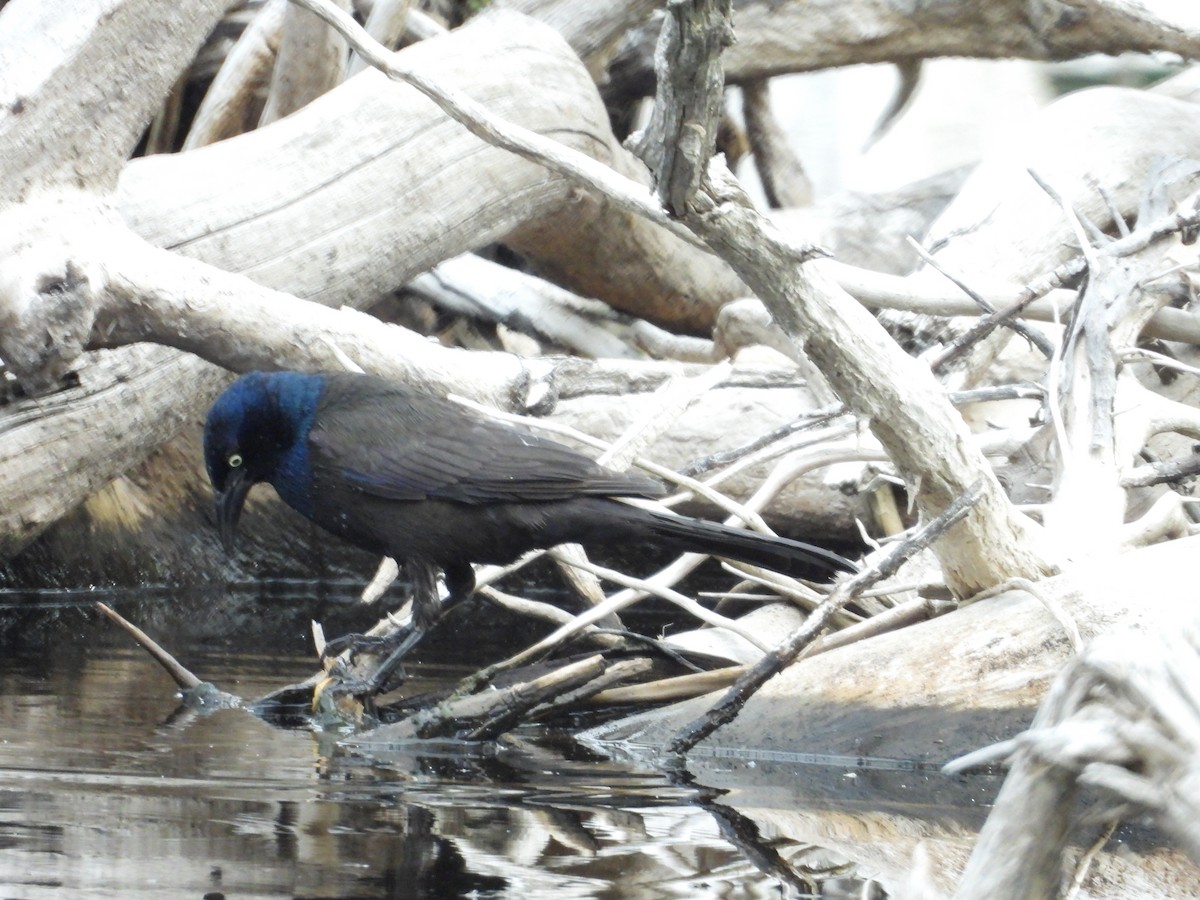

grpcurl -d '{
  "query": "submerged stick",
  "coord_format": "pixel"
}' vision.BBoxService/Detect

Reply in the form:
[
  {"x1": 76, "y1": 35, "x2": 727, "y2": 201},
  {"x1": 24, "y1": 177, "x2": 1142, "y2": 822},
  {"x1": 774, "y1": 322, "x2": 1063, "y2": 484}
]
[{"x1": 94, "y1": 601, "x2": 202, "y2": 691}]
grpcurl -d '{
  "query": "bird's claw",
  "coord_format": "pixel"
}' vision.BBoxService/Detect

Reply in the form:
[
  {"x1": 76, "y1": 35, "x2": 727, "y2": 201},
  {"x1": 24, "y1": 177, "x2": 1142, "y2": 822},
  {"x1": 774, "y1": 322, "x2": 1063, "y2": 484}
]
[
  {"x1": 320, "y1": 631, "x2": 397, "y2": 662},
  {"x1": 319, "y1": 624, "x2": 425, "y2": 696}
]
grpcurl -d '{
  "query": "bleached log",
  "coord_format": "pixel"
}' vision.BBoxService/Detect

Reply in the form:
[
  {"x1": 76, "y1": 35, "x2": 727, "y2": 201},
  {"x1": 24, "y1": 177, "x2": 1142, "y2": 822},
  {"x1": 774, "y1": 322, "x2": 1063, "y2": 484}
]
[
  {"x1": 729, "y1": 0, "x2": 1200, "y2": 77},
  {"x1": 494, "y1": 0, "x2": 660, "y2": 77},
  {"x1": 258, "y1": 0, "x2": 350, "y2": 124},
  {"x1": 924, "y1": 88, "x2": 1200, "y2": 288},
  {"x1": 405, "y1": 254, "x2": 704, "y2": 361},
  {"x1": 903, "y1": 87, "x2": 1200, "y2": 560},
  {"x1": 686, "y1": 161, "x2": 1054, "y2": 595},
  {"x1": 606, "y1": 0, "x2": 1200, "y2": 87},
  {"x1": 183, "y1": 0, "x2": 285, "y2": 149},
  {"x1": 949, "y1": 624, "x2": 1200, "y2": 898},
  {"x1": 0, "y1": 208, "x2": 873, "y2": 559},
  {"x1": 581, "y1": 534, "x2": 1200, "y2": 764},
  {"x1": 694, "y1": 770, "x2": 1192, "y2": 899},
  {"x1": 580, "y1": 540, "x2": 1200, "y2": 896},
  {"x1": 0, "y1": 0, "x2": 230, "y2": 199}
]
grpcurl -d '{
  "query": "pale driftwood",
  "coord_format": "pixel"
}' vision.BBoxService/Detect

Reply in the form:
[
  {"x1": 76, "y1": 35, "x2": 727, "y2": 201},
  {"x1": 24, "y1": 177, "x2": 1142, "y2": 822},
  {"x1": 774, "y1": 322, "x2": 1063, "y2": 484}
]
[
  {"x1": 947, "y1": 625, "x2": 1200, "y2": 899},
  {"x1": 900, "y1": 85, "x2": 1200, "y2": 557},
  {"x1": 634, "y1": 0, "x2": 1050, "y2": 598},
  {"x1": 345, "y1": 654, "x2": 610, "y2": 742},
  {"x1": 669, "y1": 478, "x2": 984, "y2": 753},
  {"x1": 686, "y1": 163, "x2": 1055, "y2": 596},
  {"x1": 8, "y1": 10, "x2": 1196, "y2": 569},
  {"x1": 346, "y1": 0, "x2": 419, "y2": 77},
  {"x1": 581, "y1": 533, "x2": 1200, "y2": 761},
  {"x1": 0, "y1": 0, "x2": 230, "y2": 200},
  {"x1": 0, "y1": 12, "x2": 710, "y2": 557},
  {"x1": 258, "y1": 0, "x2": 349, "y2": 125},
  {"x1": 494, "y1": 0, "x2": 660, "y2": 78},
  {"x1": 607, "y1": 0, "x2": 1200, "y2": 88},
  {"x1": 2, "y1": 0, "x2": 1190, "y2": 600},
  {"x1": 125, "y1": 7, "x2": 747, "y2": 332},
  {"x1": 701, "y1": 777, "x2": 1192, "y2": 900},
  {"x1": 406, "y1": 254, "x2": 692, "y2": 361},
  {"x1": 1043, "y1": 192, "x2": 1193, "y2": 561},
  {"x1": 119, "y1": 12, "x2": 621, "y2": 305},
  {"x1": 311, "y1": 0, "x2": 751, "y2": 332},
  {"x1": 0, "y1": 185, "x2": 874, "y2": 576},
  {"x1": 528, "y1": 657, "x2": 655, "y2": 722},
  {"x1": 820, "y1": 263, "x2": 1200, "y2": 347},
  {"x1": 183, "y1": 0, "x2": 285, "y2": 150},
  {"x1": 95, "y1": 601, "x2": 202, "y2": 691},
  {"x1": 579, "y1": 542, "x2": 1200, "y2": 896},
  {"x1": 740, "y1": 80, "x2": 812, "y2": 209},
  {"x1": 657, "y1": 597, "x2": 915, "y2": 667},
  {"x1": 0, "y1": 347, "x2": 226, "y2": 561},
  {"x1": 924, "y1": 89, "x2": 1200, "y2": 290}
]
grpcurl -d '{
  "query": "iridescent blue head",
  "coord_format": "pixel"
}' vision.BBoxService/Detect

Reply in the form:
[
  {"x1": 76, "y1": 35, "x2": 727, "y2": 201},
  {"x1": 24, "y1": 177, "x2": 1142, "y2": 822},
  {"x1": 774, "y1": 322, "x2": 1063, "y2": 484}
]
[{"x1": 203, "y1": 371, "x2": 324, "y2": 552}]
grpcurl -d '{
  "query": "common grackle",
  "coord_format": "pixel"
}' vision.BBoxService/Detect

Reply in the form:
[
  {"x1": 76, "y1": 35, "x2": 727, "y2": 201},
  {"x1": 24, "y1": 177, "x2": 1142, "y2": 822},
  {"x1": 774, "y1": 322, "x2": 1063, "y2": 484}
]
[{"x1": 204, "y1": 371, "x2": 856, "y2": 686}]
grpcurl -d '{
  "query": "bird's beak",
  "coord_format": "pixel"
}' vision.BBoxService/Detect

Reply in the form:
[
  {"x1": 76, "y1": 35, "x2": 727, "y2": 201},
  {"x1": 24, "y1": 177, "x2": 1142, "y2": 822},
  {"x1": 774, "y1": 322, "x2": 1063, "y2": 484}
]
[{"x1": 215, "y1": 468, "x2": 252, "y2": 554}]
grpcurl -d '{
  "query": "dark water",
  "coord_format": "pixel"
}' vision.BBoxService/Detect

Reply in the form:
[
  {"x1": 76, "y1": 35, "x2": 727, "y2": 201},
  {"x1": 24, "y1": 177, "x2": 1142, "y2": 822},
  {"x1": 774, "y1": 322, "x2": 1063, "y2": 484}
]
[{"x1": 0, "y1": 588, "x2": 990, "y2": 899}]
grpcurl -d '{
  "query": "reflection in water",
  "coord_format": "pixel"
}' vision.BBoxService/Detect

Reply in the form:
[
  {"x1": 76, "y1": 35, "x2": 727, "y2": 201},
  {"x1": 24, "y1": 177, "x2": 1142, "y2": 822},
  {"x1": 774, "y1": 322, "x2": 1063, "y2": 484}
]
[{"x1": 0, "y1": 595, "x2": 889, "y2": 899}]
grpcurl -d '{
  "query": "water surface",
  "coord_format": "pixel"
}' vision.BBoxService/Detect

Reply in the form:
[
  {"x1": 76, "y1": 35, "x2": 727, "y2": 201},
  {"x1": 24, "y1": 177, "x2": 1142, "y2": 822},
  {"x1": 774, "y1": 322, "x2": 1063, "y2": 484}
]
[{"x1": 0, "y1": 589, "x2": 965, "y2": 898}]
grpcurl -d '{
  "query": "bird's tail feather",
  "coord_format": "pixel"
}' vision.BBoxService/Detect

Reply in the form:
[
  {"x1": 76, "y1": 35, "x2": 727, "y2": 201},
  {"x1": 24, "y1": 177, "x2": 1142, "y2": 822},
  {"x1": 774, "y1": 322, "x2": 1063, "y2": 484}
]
[{"x1": 635, "y1": 507, "x2": 857, "y2": 576}]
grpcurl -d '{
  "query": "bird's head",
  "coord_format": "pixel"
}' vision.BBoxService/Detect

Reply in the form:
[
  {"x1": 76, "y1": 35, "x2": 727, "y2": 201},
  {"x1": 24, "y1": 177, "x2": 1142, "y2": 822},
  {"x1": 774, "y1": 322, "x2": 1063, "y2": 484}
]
[{"x1": 203, "y1": 371, "x2": 322, "y2": 553}]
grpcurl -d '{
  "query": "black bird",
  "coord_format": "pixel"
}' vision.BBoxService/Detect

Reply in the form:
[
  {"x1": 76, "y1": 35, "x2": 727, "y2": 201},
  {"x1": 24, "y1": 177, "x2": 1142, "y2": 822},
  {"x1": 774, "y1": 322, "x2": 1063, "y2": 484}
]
[{"x1": 204, "y1": 371, "x2": 856, "y2": 683}]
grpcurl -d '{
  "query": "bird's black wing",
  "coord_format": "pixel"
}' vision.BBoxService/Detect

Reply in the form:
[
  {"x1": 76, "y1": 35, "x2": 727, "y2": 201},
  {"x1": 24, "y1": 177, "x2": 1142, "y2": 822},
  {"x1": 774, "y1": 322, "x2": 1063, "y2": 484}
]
[{"x1": 308, "y1": 376, "x2": 664, "y2": 504}]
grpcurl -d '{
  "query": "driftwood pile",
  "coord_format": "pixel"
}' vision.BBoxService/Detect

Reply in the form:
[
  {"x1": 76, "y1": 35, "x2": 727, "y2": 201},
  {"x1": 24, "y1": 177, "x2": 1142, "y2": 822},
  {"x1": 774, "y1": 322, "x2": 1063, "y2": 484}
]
[{"x1": 3, "y1": 1, "x2": 1200, "y2": 897}]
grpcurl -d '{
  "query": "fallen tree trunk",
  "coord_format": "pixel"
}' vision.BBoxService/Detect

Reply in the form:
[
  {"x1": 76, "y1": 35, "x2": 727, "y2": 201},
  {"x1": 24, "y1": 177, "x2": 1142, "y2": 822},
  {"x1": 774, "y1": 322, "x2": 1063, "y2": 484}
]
[
  {"x1": 578, "y1": 535, "x2": 1200, "y2": 897},
  {"x1": 602, "y1": 0, "x2": 1200, "y2": 91},
  {"x1": 580, "y1": 533, "x2": 1200, "y2": 762}
]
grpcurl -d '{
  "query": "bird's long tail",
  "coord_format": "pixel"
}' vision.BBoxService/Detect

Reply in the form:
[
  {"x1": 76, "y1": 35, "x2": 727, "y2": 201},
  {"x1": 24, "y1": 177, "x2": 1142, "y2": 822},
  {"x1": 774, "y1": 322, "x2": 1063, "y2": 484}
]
[{"x1": 623, "y1": 504, "x2": 858, "y2": 577}]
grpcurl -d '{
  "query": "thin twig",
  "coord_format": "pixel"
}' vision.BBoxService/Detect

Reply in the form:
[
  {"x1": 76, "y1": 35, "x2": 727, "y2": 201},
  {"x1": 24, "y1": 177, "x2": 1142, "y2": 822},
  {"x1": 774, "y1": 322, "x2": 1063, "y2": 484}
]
[
  {"x1": 931, "y1": 186, "x2": 1200, "y2": 371},
  {"x1": 1064, "y1": 820, "x2": 1119, "y2": 900},
  {"x1": 965, "y1": 577, "x2": 1083, "y2": 654},
  {"x1": 908, "y1": 236, "x2": 1054, "y2": 359},
  {"x1": 1121, "y1": 451, "x2": 1200, "y2": 488},
  {"x1": 548, "y1": 550, "x2": 774, "y2": 652}
]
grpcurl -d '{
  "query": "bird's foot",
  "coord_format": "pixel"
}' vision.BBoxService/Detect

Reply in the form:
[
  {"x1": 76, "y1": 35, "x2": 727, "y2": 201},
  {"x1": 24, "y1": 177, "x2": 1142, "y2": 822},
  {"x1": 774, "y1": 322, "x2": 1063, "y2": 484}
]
[
  {"x1": 320, "y1": 630, "x2": 399, "y2": 661},
  {"x1": 320, "y1": 624, "x2": 425, "y2": 697}
]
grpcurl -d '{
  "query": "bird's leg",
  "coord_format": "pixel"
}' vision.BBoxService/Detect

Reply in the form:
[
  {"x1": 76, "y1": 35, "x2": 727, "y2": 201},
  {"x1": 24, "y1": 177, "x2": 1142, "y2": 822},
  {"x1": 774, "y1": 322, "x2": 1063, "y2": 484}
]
[
  {"x1": 441, "y1": 561, "x2": 477, "y2": 613},
  {"x1": 361, "y1": 560, "x2": 443, "y2": 694},
  {"x1": 360, "y1": 561, "x2": 479, "y2": 695}
]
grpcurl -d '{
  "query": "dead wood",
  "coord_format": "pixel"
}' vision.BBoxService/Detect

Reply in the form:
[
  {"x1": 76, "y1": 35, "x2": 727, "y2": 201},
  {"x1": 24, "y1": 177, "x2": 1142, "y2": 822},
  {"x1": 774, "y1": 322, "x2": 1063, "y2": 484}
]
[
  {"x1": 184, "y1": 0, "x2": 285, "y2": 149},
  {"x1": 259, "y1": 0, "x2": 349, "y2": 124},
  {"x1": 0, "y1": 10, "x2": 767, "y2": 563},
  {"x1": 581, "y1": 534, "x2": 1200, "y2": 764},
  {"x1": 349, "y1": 654, "x2": 611, "y2": 742},
  {"x1": 3, "y1": 3, "x2": 1200, "y2": 844},
  {"x1": 741, "y1": 80, "x2": 813, "y2": 209},
  {"x1": 494, "y1": 0, "x2": 660, "y2": 78},
  {"x1": 668, "y1": 479, "x2": 984, "y2": 754},
  {"x1": 95, "y1": 601, "x2": 203, "y2": 692},
  {"x1": 0, "y1": 0, "x2": 230, "y2": 201},
  {"x1": 947, "y1": 623, "x2": 1200, "y2": 899},
  {"x1": 603, "y1": 0, "x2": 1200, "y2": 93}
]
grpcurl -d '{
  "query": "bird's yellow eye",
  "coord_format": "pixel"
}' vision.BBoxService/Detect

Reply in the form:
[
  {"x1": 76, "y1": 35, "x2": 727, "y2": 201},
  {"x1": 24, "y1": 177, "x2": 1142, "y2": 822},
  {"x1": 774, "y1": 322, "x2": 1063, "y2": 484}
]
[{"x1": 228, "y1": 453, "x2": 243, "y2": 468}]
